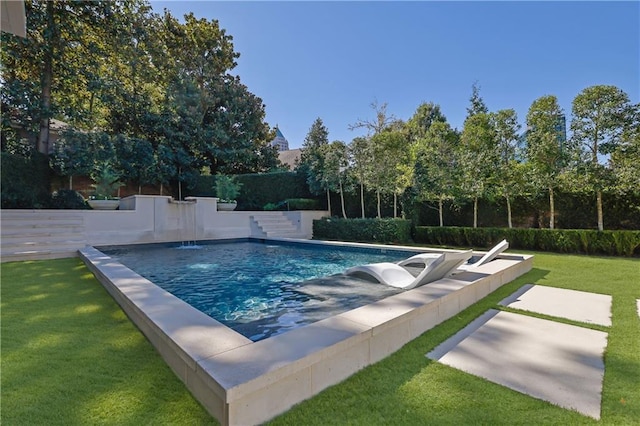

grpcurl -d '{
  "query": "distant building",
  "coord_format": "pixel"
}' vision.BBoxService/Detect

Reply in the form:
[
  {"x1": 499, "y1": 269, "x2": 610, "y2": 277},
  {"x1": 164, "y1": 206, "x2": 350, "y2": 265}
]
[
  {"x1": 278, "y1": 149, "x2": 302, "y2": 171},
  {"x1": 270, "y1": 126, "x2": 290, "y2": 151}
]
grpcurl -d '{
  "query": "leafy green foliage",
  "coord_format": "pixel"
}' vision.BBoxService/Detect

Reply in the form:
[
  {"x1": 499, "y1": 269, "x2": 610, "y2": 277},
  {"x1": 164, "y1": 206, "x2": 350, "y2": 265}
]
[
  {"x1": 264, "y1": 198, "x2": 321, "y2": 211},
  {"x1": 313, "y1": 218, "x2": 412, "y2": 244},
  {"x1": 569, "y1": 85, "x2": 634, "y2": 230},
  {"x1": 90, "y1": 163, "x2": 123, "y2": 200},
  {"x1": 48, "y1": 189, "x2": 89, "y2": 209},
  {"x1": 189, "y1": 172, "x2": 316, "y2": 210},
  {"x1": 414, "y1": 226, "x2": 640, "y2": 256},
  {"x1": 214, "y1": 174, "x2": 242, "y2": 202},
  {"x1": 1, "y1": 152, "x2": 50, "y2": 208}
]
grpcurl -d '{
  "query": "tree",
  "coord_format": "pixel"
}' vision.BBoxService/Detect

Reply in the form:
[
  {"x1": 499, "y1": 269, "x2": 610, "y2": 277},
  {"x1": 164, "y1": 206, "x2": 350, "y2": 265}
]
[
  {"x1": 1, "y1": 0, "x2": 118, "y2": 153},
  {"x1": 491, "y1": 109, "x2": 522, "y2": 228},
  {"x1": 50, "y1": 129, "x2": 94, "y2": 189},
  {"x1": 525, "y1": 95, "x2": 567, "y2": 229},
  {"x1": 300, "y1": 118, "x2": 330, "y2": 210},
  {"x1": 405, "y1": 102, "x2": 447, "y2": 142},
  {"x1": 368, "y1": 128, "x2": 410, "y2": 218},
  {"x1": 113, "y1": 134, "x2": 155, "y2": 194},
  {"x1": 459, "y1": 112, "x2": 498, "y2": 227},
  {"x1": 348, "y1": 136, "x2": 373, "y2": 218},
  {"x1": 570, "y1": 85, "x2": 632, "y2": 231},
  {"x1": 414, "y1": 121, "x2": 459, "y2": 226},
  {"x1": 349, "y1": 99, "x2": 397, "y2": 136},
  {"x1": 610, "y1": 103, "x2": 640, "y2": 197},
  {"x1": 466, "y1": 81, "x2": 489, "y2": 117},
  {"x1": 323, "y1": 141, "x2": 349, "y2": 218}
]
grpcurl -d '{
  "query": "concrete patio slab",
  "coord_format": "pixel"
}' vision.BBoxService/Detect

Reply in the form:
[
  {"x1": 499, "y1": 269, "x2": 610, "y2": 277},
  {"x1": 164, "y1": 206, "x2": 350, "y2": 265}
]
[
  {"x1": 500, "y1": 284, "x2": 612, "y2": 326},
  {"x1": 427, "y1": 309, "x2": 608, "y2": 419}
]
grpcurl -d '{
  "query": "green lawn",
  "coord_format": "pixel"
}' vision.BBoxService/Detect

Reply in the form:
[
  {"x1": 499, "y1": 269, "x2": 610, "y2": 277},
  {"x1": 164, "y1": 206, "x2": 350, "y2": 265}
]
[{"x1": 2, "y1": 252, "x2": 639, "y2": 425}]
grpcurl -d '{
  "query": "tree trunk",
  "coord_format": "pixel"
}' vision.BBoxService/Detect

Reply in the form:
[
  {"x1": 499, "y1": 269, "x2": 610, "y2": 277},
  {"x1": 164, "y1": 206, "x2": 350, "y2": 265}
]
[
  {"x1": 549, "y1": 186, "x2": 555, "y2": 229},
  {"x1": 68, "y1": 175, "x2": 73, "y2": 190},
  {"x1": 597, "y1": 190, "x2": 604, "y2": 231},
  {"x1": 438, "y1": 198, "x2": 444, "y2": 227},
  {"x1": 38, "y1": 1, "x2": 55, "y2": 154},
  {"x1": 360, "y1": 182, "x2": 365, "y2": 218},
  {"x1": 473, "y1": 196, "x2": 478, "y2": 228},
  {"x1": 138, "y1": 184, "x2": 142, "y2": 195},
  {"x1": 506, "y1": 194, "x2": 512, "y2": 228},
  {"x1": 339, "y1": 181, "x2": 347, "y2": 219},
  {"x1": 160, "y1": 183, "x2": 164, "y2": 196},
  {"x1": 393, "y1": 193, "x2": 397, "y2": 218},
  {"x1": 376, "y1": 190, "x2": 381, "y2": 219},
  {"x1": 326, "y1": 188, "x2": 331, "y2": 216}
]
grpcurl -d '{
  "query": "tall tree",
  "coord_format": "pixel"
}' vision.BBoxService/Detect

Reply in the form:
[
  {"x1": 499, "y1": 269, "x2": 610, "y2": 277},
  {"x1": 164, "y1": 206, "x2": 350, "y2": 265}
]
[
  {"x1": 459, "y1": 112, "x2": 498, "y2": 227},
  {"x1": 525, "y1": 95, "x2": 567, "y2": 229},
  {"x1": 348, "y1": 136, "x2": 373, "y2": 218},
  {"x1": 491, "y1": 109, "x2": 522, "y2": 228},
  {"x1": 349, "y1": 100, "x2": 396, "y2": 136},
  {"x1": 405, "y1": 102, "x2": 447, "y2": 142},
  {"x1": 414, "y1": 121, "x2": 459, "y2": 226},
  {"x1": 323, "y1": 141, "x2": 349, "y2": 218},
  {"x1": 1, "y1": 0, "x2": 118, "y2": 152},
  {"x1": 610, "y1": 103, "x2": 640, "y2": 197},
  {"x1": 466, "y1": 81, "x2": 489, "y2": 117},
  {"x1": 300, "y1": 118, "x2": 330, "y2": 211},
  {"x1": 570, "y1": 85, "x2": 632, "y2": 231}
]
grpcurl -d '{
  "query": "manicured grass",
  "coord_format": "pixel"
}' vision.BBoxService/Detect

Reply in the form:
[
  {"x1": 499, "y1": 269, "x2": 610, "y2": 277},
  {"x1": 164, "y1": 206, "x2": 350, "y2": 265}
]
[
  {"x1": 1, "y1": 253, "x2": 638, "y2": 424},
  {"x1": 1, "y1": 258, "x2": 215, "y2": 425}
]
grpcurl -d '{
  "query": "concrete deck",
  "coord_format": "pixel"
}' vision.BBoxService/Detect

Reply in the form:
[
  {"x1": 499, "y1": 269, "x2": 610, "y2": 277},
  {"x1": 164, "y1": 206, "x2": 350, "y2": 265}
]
[
  {"x1": 428, "y1": 284, "x2": 613, "y2": 420},
  {"x1": 500, "y1": 284, "x2": 612, "y2": 326},
  {"x1": 79, "y1": 239, "x2": 533, "y2": 426}
]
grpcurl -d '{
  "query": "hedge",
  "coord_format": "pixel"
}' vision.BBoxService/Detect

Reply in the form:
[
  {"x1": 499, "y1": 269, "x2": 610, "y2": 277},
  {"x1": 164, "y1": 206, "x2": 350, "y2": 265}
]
[
  {"x1": 414, "y1": 226, "x2": 640, "y2": 257},
  {"x1": 189, "y1": 171, "x2": 317, "y2": 210},
  {"x1": 313, "y1": 218, "x2": 412, "y2": 244},
  {"x1": 1, "y1": 152, "x2": 51, "y2": 208}
]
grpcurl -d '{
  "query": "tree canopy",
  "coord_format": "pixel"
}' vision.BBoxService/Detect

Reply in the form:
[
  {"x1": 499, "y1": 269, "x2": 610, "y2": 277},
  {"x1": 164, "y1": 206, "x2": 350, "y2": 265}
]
[{"x1": 1, "y1": 0, "x2": 279, "y2": 195}]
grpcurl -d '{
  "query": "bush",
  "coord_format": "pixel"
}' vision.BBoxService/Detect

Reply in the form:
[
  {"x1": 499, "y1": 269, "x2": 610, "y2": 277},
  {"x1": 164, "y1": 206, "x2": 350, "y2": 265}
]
[
  {"x1": 313, "y1": 218, "x2": 413, "y2": 244},
  {"x1": 1, "y1": 152, "x2": 51, "y2": 208},
  {"x1": 189, "y1": 171, "x2": 319, "y2": 210},
  {"x1": 48, "y1": 189, "x2": 89, "y2": 209},
  {"x1": 414, "y1": 226, "x2": 640, "y2": 257}
]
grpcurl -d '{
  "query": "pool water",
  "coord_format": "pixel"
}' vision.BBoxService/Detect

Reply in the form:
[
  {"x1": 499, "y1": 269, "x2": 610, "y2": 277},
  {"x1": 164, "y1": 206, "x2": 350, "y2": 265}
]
[{"x1": 103, "y1": 241, "x2": 413, "y2": 341}]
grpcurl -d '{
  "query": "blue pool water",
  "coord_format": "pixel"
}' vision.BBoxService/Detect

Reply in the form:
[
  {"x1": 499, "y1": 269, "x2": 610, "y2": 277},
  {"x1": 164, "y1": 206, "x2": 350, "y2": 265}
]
[{"x1": 103, "y1": 240, "x2": 413, "y2": 341}]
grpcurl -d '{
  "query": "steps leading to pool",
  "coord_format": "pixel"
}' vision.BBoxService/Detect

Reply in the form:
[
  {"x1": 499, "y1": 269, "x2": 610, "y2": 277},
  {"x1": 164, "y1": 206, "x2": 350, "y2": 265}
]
[
  {"x1": 0, "y1": 210, "x2": 87, "y2": 262},
  {"x1": 250, "y1": 213, "x2": 304, "y2": 238}
]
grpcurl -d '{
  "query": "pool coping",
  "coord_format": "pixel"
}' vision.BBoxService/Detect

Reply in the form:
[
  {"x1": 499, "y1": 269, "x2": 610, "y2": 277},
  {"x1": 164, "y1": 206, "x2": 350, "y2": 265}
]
[{"x1": 79, "y1": 238, "x2": 533, "y2": 426}]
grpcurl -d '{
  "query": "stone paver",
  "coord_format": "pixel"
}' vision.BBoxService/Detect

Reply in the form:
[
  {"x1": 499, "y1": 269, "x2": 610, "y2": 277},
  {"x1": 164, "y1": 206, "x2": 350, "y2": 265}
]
[
  {"x1": 427, "y1": 309, "x2": 608, "y2": 419},
  {"x1": 500, "y1": 284, "x2": 612, "y2": 326}
]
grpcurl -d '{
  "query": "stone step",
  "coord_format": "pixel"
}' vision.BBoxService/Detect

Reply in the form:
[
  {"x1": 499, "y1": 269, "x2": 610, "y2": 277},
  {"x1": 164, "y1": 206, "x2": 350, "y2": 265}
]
[
  {"x1": 1, "y1": 226, "x2": 86, "y2": 237},
  {"x1": 0, "y1": 218, "x2": 84, "y2": 227}
]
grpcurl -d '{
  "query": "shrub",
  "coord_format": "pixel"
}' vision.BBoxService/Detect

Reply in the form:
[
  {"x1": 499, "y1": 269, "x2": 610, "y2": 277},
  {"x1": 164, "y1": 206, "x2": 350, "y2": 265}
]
[
  {"x1": 313, "y1": 218, "x2": 412, "y2": 244},
  {"x1": 1, "y1": 152, "x2": 51, "y2": 208},
  {"x1": 48, "y1": 189, "x2": 89, "y2": 209},
  {"x1": 414, "y1": 226, "x2": 640, "y2": 257}
]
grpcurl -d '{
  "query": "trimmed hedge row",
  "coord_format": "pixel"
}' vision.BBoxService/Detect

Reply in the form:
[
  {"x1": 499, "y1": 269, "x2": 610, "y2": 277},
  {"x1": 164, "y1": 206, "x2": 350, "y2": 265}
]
[
  {"x1": 188, "y1": 171, "x2": 317, "y2": 210},
  {"x1": 414, "y1": 226, "x2": 640, "y2": 257},
  {"x1": 313, "y1": 218, "x2": 413, "y2": 244},
  {"x1": 1, "y1": 152, "x2": 51, "y2": 209}
]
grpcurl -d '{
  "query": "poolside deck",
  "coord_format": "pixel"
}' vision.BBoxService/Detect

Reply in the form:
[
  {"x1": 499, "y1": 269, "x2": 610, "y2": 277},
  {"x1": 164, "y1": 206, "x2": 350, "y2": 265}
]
[{"x1": 79, "y1": 239, "x2": 533, "y2": 426}]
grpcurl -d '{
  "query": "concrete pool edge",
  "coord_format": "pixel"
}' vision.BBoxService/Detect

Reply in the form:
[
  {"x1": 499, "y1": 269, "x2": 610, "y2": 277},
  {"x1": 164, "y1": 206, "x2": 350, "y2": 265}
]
[{"x1": 79, "y1": 240, "x2": 533, "y2": 426}]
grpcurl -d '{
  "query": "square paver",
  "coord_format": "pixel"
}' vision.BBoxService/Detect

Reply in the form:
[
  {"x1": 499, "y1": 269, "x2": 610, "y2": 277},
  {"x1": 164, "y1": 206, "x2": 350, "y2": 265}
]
[
  {"x1": 500, "y1": 284, "x2": 612, "y2": 326},
  {"x1": 427, "y1": 309, "x2": 608, "y2": 419}
]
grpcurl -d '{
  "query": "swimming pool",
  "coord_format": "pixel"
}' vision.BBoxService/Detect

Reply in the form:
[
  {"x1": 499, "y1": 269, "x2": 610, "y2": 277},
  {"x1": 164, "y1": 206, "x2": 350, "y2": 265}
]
[{"x1": 103, "y1": 240, "x2": 413, "y2": 341}]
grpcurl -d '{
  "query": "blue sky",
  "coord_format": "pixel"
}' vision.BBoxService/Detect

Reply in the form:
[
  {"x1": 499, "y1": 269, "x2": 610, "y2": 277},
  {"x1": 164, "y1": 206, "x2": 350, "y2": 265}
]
[{"x1": 152, "y1": 1, "x2": 639, "y2": 149}]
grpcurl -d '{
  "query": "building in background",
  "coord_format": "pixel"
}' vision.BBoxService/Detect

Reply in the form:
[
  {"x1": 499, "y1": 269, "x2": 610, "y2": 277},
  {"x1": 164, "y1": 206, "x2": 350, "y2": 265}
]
[{"x1": 270, "y1": 126, "x2": 289, "y2": 151}]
